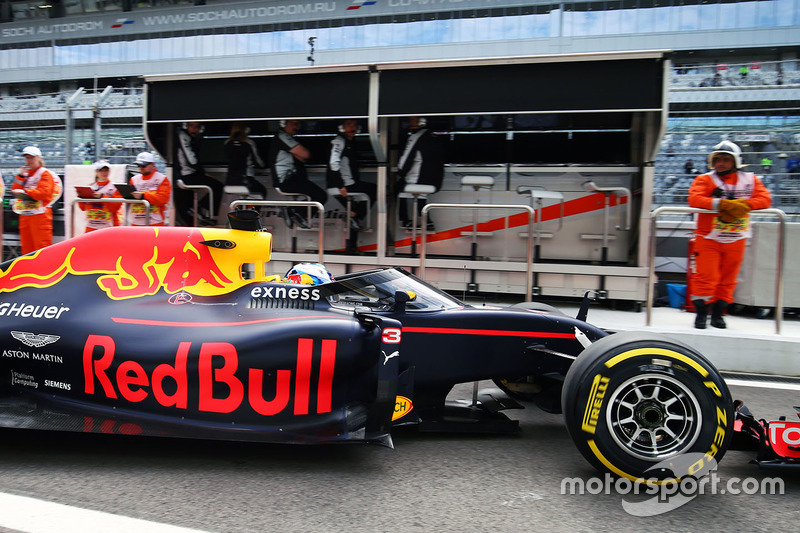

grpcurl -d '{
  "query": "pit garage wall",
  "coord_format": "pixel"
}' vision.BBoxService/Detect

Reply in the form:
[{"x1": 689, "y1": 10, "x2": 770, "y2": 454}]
[
  {"x1": 145, "y1": 56, "x2": 664, "y2": 123},
  {"x1": 144, "y1": 52, "x2": 668, "y2": 302}
]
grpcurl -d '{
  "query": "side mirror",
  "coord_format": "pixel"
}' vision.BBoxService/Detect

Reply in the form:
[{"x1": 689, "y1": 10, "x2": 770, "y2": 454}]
[{"x1": 392, "y1": 290, "x2": 416, "y2": 313}]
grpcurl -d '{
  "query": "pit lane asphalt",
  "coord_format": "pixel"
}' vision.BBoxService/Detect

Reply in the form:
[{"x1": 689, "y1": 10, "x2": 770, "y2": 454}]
[{"x1": 0, "y1": 381, "x2": 797, "y2": 533}]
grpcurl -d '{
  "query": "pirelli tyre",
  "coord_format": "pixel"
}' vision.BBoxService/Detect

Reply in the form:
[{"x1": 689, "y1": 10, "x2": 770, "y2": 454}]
[{"x1": 561, "y1": 331, "x2": 733, "y2": 481}]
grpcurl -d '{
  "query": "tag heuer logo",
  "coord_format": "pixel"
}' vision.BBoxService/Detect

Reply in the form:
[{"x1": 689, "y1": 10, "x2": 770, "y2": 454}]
[{"x1": 11, "y1": 331, "x2": 61, "y2": 348}]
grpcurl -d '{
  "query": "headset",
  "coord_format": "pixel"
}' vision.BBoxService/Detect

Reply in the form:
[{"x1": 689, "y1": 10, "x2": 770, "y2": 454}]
[
  {"x1": 338, "y1": 120, "x2": 362, "y2": 134},
  {"x1": 181, "y1": 122, "x2": 205, "y2": 133}
]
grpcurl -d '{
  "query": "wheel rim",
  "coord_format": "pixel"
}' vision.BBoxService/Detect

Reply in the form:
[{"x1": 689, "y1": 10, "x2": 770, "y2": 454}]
[{"x1": 605, "y1": 373, "x2": 702, "y2": 461}]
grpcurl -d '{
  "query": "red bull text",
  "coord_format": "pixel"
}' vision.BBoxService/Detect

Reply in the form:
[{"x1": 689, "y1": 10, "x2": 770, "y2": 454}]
[{"x1": 83, "y1": 335, "x2": 336, "y2": 416}]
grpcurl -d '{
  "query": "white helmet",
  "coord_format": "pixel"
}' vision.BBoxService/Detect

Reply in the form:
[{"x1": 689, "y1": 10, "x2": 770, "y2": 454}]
[
  {"x1": 285, "y1": 263, "x2": 334, "y2": 285},
  {"x1": 707, "y1": 141, "x2": 743, "y2": 169}
]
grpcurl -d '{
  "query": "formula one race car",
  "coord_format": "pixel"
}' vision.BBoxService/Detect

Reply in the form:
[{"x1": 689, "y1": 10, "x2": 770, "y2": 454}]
[
  {"x1": 733, "y1": 401, "x2": 800, "y2": 471},
  {"x1": 0, "y1": 211, "x2": 734, "y2": 481}
]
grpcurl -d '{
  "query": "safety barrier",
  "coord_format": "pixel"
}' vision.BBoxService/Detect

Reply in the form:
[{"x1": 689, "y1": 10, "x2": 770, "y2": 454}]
[
  {"x1": 229, "y1": 199, "x2": 325, "y2": 264},
  {"x1": 647, "y1": 206, "x2": 786, "y2": 334},
  {"x1": 419, "y1": 202, "x2": 535, "y2": 302},
  {"x1": 69, "y1": 198, "x2": 151, "y2": 237}
]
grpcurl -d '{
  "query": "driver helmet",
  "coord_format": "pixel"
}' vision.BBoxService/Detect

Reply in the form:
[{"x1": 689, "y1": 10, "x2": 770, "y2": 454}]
[{"x1": 285, "y1": 263, "x2": 334, "y2": 285}]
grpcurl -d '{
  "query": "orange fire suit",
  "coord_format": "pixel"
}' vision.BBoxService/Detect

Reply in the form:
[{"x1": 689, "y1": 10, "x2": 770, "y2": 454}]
[
  {"x1": 688, "y1": 170, "x2": 771, "y2": 303},
  {"x1": 122, "y1": 169, "x2": 172, "y2": 226},
  {"x1": 12, "y1": 166, "x2": 61, "y2": 254},
  {"x1": 78, "y1": 179, "x2": 122, "y2": 232}
]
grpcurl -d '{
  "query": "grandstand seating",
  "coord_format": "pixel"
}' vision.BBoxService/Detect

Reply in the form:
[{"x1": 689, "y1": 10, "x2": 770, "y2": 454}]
[
  {"x1": 0, "y1": 89, "x2": 143, "y2": 113},
  {"x1": 669, "y1": 61, "x2": 800, "y2": 89},
  {"x1": 654, "y1": 130, "x2": 800, "y2": 213}
]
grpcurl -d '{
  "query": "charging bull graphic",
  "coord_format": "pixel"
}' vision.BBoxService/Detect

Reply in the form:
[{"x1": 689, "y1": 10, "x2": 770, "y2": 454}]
[{"x1": 0, "y1": 227, "x2": 273, "y2": 300}]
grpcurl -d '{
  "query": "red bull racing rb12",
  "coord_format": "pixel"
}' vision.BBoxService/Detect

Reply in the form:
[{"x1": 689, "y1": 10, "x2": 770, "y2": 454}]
[{"x1": 0, "y1": 212, "x2": 788, "y2": 480}]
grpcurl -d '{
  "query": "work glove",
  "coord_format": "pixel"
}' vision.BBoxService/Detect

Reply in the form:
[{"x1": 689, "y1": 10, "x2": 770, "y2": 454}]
[
  {"x1": 735, "y1": 198, "x2": 752, "y2": 213},
  {"x1": 726, "y1": 199, "x2": 752, "y2": 220},
  {"x1": 718, "y1": 198, "x2": 738, "y2": 223}
]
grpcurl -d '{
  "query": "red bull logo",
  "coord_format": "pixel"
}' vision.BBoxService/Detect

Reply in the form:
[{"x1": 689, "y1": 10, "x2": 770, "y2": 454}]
[
  {"x1": 0, "y1": 227, "x2": 272, "y2": 300},
  {"x1": 83, "y1": 335, "x2": 336, "y2": 416}
]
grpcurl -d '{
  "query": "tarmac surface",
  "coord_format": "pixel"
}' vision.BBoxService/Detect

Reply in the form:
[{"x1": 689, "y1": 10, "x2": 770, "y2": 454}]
[{"x1": 0, "y1": 380, "x2": 797, "y2": 533}]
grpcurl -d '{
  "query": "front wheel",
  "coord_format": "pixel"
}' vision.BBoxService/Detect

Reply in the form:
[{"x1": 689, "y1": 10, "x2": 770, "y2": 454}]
[{"x1": 561, "y1": 331, "x2": 733, "y2": 481}]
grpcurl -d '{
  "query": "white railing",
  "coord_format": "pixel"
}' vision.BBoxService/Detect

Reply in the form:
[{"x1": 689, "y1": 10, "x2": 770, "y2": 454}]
[{"x1": 647, "y1": 207, "x2": 787, "y2": 334}]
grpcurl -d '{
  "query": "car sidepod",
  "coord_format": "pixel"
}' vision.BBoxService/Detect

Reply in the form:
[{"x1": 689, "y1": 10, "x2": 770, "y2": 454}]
[{"x1": 0, "y1": 283, "x2": 400, "y2": 446}]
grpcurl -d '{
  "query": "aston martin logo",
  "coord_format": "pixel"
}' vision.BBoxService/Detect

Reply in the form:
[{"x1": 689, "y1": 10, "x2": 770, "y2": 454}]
[{"x1": 11, "y1": 331, "x2": 60, "y2": 348}]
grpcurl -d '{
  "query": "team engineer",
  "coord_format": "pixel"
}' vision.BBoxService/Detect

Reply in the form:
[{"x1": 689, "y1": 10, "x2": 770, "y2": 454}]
[
  {"x1": 175, "y1": 121, "x2": 222, "y2": 226},
  {"x1": 326, "y1": 119, "x2": 376, "y2": 252},
  {"x1": 268, "y1": 119, "x2": 327, "y2": 229},
  {"x1": 396, "y1": 116, "x2": 444, "y2": 230},
  {"x1": 688, "y1": 141, "x2": 771, "y2": 329}
]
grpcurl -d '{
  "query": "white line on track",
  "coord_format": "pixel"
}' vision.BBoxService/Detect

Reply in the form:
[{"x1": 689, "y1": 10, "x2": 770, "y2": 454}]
[
  {"x1": 0, "y1": 492, "x2": 210, "y2": 533},
  {"x1": 725, "y1": 378, "x2": 800, "y2": 391}
]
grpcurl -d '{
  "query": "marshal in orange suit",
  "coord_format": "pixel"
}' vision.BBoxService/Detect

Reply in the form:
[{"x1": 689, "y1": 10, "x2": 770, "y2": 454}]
[{"x1": 688, "y1": 141, "x2": 771, "y2": 329}]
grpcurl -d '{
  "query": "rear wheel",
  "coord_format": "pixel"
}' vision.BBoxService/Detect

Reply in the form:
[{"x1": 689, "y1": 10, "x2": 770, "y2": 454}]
[{"x1": 561, "y1": 331, "x2": 733, "y2": 480}]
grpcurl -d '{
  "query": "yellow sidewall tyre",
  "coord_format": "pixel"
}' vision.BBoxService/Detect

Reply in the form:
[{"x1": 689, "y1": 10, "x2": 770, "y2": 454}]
[{"x1": 561, "y1": 331, "x2": 733, "y2": 481}]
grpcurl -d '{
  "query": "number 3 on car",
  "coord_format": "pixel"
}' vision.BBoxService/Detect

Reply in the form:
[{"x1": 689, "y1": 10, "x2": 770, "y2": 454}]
[{"x1": 382, "y1": 328, "x2": 401, "y2": 344}]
